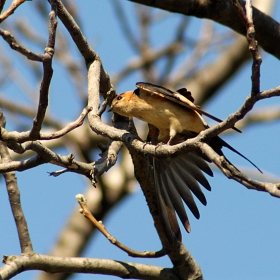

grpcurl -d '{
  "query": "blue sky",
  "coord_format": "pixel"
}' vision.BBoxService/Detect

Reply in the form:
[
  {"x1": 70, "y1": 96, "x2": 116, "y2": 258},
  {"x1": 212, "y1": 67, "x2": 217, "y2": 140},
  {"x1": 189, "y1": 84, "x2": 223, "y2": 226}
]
[{"x1": 1, "y1": 1, "x2": 280, "y2": 279}]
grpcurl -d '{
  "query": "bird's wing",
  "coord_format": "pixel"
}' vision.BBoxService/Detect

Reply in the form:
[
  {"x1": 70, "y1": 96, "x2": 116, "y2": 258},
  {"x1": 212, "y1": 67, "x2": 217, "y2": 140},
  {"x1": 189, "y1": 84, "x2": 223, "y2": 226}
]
[
  {"x1": 153, "y1": 151, "x2": 213, "y2": 243},
  {"x1": 136, "y1": 82, "x2": 241, "y2": 133}
]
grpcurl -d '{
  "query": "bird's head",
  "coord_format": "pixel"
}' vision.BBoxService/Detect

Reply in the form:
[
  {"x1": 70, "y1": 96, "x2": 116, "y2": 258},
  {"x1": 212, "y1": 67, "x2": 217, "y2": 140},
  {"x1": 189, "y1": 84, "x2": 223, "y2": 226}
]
[{"x1": 109, "y1": 90, "x2": 139, "y2": 117}]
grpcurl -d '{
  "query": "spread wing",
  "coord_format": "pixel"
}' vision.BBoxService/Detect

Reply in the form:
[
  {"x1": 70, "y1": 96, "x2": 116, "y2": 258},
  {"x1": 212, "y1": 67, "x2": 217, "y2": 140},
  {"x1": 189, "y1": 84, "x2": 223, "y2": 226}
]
[
  {"x1": 153, "y1": 151, "x2": 213, "y2": 243},
  {"x1": 136, "y1": 82, "x2": 241, "y2": 133}
]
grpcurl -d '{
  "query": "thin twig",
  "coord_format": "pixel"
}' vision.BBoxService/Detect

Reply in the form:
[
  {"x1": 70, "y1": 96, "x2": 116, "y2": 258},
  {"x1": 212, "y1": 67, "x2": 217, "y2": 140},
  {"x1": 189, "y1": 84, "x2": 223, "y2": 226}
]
[
  {"x1": 30, "y1": 7, "x2": 58, "y2": 137},
  {"x1": 0, "y1": 29, "x2": 44, "y2": 61},
  {"x1": 232, "y1": 0, "x2": 262, "y2": 94},
  {"x1": 76, "y1": 194, "x2": 166, "y2": 258},
  {"x1": 0, "y1": 106, "x2": 92, "y2": 143},
  {"x1": 0, "y1": 0, "x2": 25, "y2": 22},
  {"x1": 0, "y1": 140, "x2": 95, "y2": 179}
]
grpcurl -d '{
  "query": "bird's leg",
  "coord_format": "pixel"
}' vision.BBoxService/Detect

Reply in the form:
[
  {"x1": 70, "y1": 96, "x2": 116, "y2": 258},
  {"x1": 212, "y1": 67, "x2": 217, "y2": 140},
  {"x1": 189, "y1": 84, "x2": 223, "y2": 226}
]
[{"x1": 167, "y1": 137, "x2": 174, "y2": 145}]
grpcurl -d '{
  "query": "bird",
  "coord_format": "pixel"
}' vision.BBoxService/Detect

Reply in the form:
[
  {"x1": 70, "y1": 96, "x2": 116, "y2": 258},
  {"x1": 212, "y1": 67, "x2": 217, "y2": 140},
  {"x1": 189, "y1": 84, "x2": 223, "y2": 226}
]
[{"x1": 110, "y1": 82, "x2": 261, "y2": 243}]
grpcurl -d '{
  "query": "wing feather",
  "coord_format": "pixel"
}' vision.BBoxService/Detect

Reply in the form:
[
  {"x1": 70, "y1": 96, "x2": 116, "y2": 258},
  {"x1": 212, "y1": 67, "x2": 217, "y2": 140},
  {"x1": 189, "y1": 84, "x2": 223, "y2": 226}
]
[
  {"x1": 153, "y1": 151, "x2": 213, "y2": 241},
  {"x1": 153, "y1": 158, "x2": 180, "y2": 243},
  {"x1": 136, "y1": 82, "x2": 241, "y2": 133}
]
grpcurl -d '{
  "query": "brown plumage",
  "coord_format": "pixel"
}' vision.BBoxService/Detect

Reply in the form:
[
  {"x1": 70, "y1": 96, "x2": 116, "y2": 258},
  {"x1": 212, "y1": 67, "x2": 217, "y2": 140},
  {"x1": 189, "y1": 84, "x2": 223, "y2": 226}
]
[{"x1": 110, "y1": 82, "x2": 261, "y2": 243}]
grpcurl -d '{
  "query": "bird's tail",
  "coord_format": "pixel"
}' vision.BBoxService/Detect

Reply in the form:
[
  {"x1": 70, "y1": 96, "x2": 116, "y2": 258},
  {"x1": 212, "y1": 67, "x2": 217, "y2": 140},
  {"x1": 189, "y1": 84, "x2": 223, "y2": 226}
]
[{"x1": 210, "y1": 136, "x2": 262, "y2": 173}]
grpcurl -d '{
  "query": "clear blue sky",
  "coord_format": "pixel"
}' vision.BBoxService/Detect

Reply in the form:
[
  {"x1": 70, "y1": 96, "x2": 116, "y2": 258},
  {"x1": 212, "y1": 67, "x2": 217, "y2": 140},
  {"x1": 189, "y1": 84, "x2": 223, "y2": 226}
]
[{"x1": 1, "y1": 1, "x2": 280, "y2": 279}]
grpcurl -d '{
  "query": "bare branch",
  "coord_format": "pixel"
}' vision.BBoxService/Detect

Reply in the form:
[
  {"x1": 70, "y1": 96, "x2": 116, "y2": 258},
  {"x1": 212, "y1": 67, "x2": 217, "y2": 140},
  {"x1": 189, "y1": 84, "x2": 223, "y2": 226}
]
[
  {"x1": 0, "y1": 110, "x2": 33, "y2": 254},
  {"x1": 1, "y1": 253, "x2": 180, "y2": 280},
  {"x1": 0, "y1": 0, "x2": 25, "y2": 22},
  {"x1": 0, "y1": 106, "x2": 92, "y2": 143},
  {"x1": 0, "y1": 154, "x2": 46, "y2": 172},
  {"x1": 0, "y1": 28, "x2": 45, "y2": 61},
  {"x1": 37, "y1": 170, "x2": 134, "y2": 280},
  {"x1": 232, "y1": 0, "x2": 262, "y2": 94},
  {"x1": 76, "y1": 194, "x2": 166, "y2": 258},
  {"x1": 30, "y1": 7, "x2": 58, "y2": 137},
  {"x1": 0, "y1": 140, "x2": 95, "y2": 178},
  {"x1": 94, "y1": 140, "x2": 123, "y2": 176}
]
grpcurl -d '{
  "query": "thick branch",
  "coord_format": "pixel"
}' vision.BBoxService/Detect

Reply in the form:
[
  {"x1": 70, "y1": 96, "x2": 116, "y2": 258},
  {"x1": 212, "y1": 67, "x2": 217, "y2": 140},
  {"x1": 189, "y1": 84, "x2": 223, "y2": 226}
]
[{"x1": 1, "y1": 254, "x2": 180, "y2": 280}]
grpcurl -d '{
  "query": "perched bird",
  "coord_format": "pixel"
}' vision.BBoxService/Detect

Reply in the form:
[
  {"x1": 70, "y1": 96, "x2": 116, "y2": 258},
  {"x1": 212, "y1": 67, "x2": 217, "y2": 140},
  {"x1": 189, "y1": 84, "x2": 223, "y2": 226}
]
[{"x1": 110, "y1": 82, "x2": 261, "y2": 243}]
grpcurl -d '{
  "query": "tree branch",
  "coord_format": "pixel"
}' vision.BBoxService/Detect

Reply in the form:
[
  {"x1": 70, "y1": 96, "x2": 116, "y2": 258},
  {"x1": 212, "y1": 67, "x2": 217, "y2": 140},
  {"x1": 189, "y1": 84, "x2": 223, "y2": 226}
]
[
  {"x1": 76, "y1": 194, "x2": 167, "y2": 258},
  {"x1": 233, "y1": 0, "x2": 262, "y2": 94},
  {"x1": 0, "y1": 110, "x2": 33, "y2": 254},
  {"x1": 30, "y1": 6, "x2": 58, "y2": 137},
  {"x1": 0, "y1": 0, "x2": 25, "y2": 22},
  {"x1": 0, "y1": 106, "x2": 92, "y2": 143},
  {"x1": 1, "y1": 253, "x2": 180, "y2": 280},
  {"x1": 0, "y1": 28, "x2": 45, "y2": 61}
]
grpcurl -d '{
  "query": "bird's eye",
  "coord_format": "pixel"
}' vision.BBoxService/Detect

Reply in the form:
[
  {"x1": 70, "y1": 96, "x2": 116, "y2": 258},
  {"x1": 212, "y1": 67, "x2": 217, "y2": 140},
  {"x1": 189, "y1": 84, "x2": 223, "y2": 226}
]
[{"x1": 117, "y1": 96, "x2": 122, "y2": 100}]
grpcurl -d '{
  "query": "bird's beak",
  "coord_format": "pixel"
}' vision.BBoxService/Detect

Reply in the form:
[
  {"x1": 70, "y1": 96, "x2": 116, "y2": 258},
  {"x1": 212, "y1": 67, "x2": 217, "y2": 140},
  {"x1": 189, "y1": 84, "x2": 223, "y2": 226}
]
[{"x1": 108, "y1": 104, "x2": 114, "y2": 112}]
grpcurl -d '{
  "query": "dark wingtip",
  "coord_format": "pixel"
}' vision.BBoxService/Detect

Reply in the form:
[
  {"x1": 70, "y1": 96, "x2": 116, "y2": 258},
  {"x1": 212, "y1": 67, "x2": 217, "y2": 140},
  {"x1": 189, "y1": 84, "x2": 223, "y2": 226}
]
[{"x1": 184, "y1": 221, "x2": 191, "y2": 233}]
